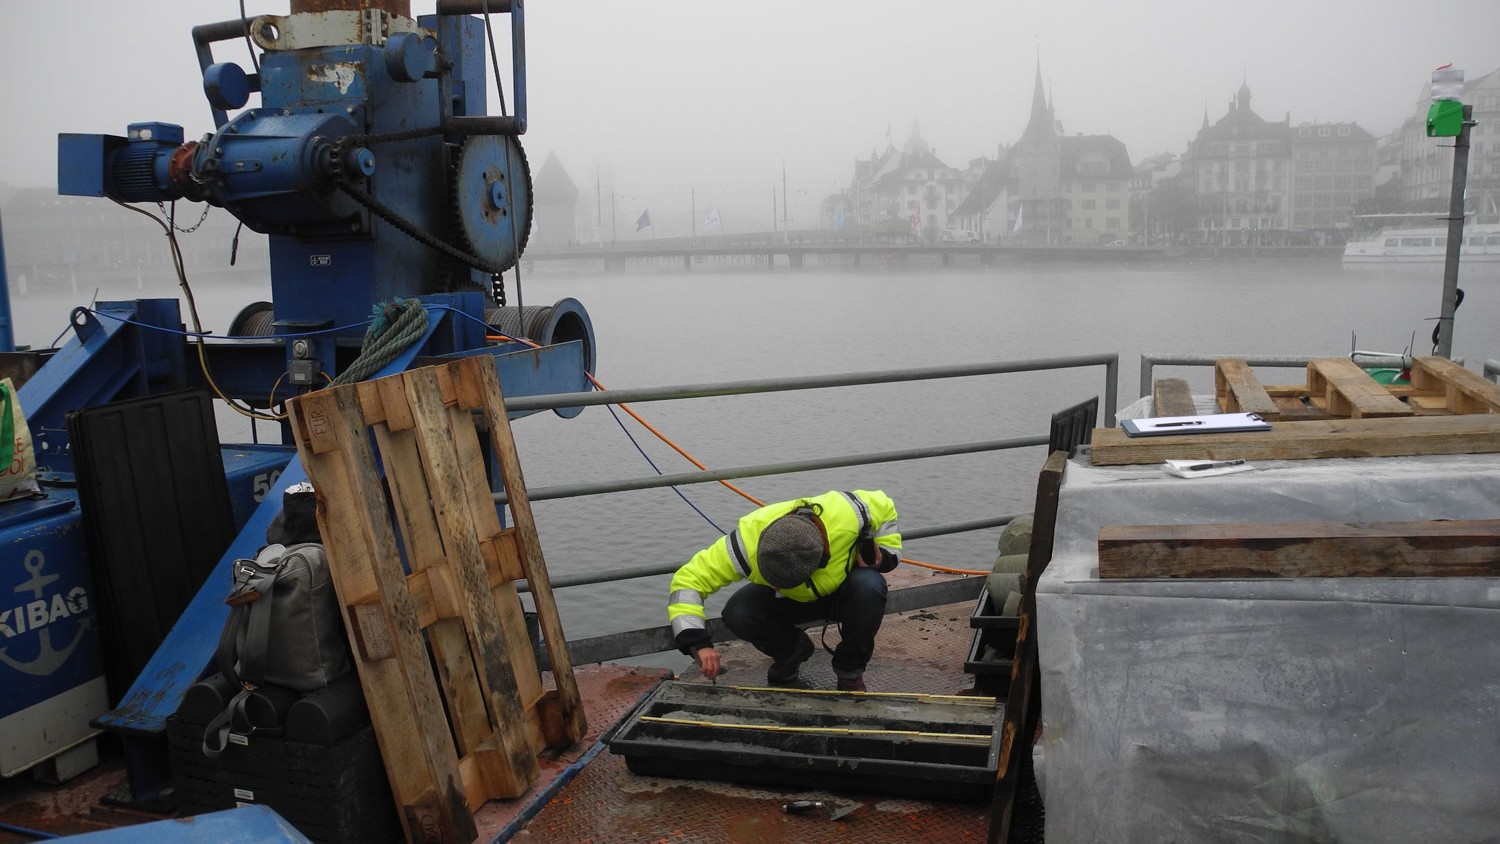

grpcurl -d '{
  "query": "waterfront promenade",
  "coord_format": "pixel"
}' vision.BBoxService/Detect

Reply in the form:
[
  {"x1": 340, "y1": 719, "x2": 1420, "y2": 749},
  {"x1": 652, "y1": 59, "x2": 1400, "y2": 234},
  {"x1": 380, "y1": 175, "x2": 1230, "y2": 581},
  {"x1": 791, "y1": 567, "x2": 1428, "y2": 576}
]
[{"x1": 523, "y1": 234, "x2": 1341, "y2": 270}]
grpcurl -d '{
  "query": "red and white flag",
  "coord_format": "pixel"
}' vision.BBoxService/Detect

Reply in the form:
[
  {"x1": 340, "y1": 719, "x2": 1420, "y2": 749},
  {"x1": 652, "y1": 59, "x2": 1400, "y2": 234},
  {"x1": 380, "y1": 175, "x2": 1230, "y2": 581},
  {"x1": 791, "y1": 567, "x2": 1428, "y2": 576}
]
[{"x1": 911, "y1": 208, "x2": 922, "y2": 231}]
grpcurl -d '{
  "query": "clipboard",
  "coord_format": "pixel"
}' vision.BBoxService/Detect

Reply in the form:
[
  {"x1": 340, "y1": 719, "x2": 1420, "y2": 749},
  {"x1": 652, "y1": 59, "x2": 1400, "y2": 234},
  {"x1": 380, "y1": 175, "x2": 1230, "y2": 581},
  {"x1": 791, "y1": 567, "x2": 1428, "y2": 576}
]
[{"x1": 1121, "y1": 412, "x2": 1271, "y2": 437}]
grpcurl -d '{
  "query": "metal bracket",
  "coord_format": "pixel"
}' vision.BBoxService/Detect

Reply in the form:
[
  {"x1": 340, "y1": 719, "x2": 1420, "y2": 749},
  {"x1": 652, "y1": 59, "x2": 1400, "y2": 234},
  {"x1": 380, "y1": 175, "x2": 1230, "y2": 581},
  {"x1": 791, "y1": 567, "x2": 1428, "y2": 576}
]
[{"x1": 250, "y1": 10, "x2": 429, "y2": 51}]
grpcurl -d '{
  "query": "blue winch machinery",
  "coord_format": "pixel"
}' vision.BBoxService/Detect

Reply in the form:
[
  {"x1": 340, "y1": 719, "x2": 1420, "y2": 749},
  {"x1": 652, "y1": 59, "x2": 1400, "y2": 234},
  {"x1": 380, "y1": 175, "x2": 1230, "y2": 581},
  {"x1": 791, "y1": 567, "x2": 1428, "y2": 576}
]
[{"x1": 0, "y1": 0, "x2": 595, "y2": 796}]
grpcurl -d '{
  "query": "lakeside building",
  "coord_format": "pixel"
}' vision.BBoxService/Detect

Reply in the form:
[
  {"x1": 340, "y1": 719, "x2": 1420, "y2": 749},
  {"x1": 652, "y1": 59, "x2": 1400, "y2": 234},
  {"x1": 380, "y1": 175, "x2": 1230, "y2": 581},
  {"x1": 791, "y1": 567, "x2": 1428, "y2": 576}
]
[
  {"x1": 1182, "y1": 83, "x2": 1291, "y2": 245},
  {"x1": 946, "y1": 151, "x2": 1010, "y2": 242},
  {"x1": 948, "y1": 61, "x2": 1132, "y2": 246},
  {"x1": 1128, "y1": 153, "x2": 1186, "y2": 245},
  {"x1": 1058, "y1": 135, "x2": 1133, "y2": 244},
  {"x1": 1289, "y1": 121, "x2": 1376, "y2": 237},
  {"x1": 1007, "y1": 61, "x2": 1132, "y2": 245},
  {"x1": 1182, "y1": 82, "x2": 1377, "y2": 245},
  {"x1": 846, "y1": 123, "x2": 971, "y2": 241}
]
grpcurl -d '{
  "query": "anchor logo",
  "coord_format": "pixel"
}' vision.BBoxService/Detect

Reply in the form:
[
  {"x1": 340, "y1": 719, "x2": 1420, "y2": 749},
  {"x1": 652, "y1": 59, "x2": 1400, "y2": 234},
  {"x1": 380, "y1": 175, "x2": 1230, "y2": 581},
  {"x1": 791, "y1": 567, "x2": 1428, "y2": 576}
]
[{"x1": 0, "y1": 551, "x2": 93, "y2": 677}]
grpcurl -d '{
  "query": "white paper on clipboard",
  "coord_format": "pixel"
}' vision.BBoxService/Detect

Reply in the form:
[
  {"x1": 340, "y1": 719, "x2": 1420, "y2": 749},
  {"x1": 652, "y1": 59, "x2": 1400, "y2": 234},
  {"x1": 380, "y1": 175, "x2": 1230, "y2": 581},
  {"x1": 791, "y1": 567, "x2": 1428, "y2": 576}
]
[{"x1": 1121, "y1": 412, "x2": 1271, "y2": 438}]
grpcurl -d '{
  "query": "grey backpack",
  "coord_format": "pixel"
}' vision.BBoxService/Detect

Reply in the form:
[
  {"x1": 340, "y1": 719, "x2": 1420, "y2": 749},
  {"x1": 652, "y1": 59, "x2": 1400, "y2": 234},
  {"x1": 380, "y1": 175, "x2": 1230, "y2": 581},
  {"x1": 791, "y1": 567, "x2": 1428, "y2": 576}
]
[{"x1": 202, "y1": 542, "x2": 352, "y2": 755}]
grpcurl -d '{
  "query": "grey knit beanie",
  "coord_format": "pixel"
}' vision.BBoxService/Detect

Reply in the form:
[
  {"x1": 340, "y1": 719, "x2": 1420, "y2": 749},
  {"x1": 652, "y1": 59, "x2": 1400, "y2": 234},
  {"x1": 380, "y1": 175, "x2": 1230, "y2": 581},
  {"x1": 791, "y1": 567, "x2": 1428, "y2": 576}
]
[{"x1": 757, "y1": 513, "x2": 825, "y2": 589}]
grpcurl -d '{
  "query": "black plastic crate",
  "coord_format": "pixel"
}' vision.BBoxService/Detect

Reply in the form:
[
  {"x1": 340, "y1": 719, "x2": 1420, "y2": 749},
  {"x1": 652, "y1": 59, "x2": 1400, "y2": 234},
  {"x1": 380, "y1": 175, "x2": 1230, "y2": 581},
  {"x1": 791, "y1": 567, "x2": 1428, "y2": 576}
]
[
  {"x1": 605, "y1": 680, "x2": 1003, "y2": 803},
  {"x1": 168, "y1": 720, "x2": 399, "y2": 844},
  {"x1": 969, "y1": 585, "x2": 1023, "y2": 632},
  {"x1": 965, "y1": 587, "x2": 1019, "y2": 695},
  {"x1": 168, "y1": 673, "x2": 398, "y2": 844}
]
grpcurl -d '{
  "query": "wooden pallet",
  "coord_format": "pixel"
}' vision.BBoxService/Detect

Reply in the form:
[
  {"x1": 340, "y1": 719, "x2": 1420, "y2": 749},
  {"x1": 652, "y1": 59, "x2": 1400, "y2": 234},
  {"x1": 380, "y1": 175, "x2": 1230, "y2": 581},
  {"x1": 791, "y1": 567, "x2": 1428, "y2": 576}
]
[
  {"x1": 1215, "y1": 356, "x2": 1500, "y2": 421},
  {"x1": 287, "y1": 355, "x2": 585, "y2": 844}
]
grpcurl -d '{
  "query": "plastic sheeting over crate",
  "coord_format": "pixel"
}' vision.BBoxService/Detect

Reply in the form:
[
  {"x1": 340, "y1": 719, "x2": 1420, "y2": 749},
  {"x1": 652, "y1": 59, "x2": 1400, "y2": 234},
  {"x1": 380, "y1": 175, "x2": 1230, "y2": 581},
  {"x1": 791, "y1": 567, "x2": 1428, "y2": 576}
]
[{"x1": 1036, "y1": 452, "x2": 1500, "y2": 843}]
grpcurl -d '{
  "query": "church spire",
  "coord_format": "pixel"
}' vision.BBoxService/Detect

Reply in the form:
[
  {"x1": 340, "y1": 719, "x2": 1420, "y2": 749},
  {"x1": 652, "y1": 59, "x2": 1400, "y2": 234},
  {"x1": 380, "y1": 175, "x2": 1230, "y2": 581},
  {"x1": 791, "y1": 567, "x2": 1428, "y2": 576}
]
[{"x1": 1021, "y1": 55, "x2": 1054, "y2": 143}]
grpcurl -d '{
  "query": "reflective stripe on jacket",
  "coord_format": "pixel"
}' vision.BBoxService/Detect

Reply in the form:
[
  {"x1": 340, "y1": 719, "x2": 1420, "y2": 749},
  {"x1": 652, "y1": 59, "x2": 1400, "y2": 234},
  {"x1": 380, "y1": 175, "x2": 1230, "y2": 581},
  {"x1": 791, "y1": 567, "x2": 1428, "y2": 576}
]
[{"x1": 667, "y1": 489, "x2": 901, "y2": 640}]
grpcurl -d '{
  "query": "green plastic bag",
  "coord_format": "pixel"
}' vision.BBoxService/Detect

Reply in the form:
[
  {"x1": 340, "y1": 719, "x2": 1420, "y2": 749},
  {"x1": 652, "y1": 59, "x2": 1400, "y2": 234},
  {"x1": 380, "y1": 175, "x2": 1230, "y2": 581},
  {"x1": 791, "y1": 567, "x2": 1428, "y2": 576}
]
[{"x1": 0, "y1": 377, "x2": 40, "y2": 501}]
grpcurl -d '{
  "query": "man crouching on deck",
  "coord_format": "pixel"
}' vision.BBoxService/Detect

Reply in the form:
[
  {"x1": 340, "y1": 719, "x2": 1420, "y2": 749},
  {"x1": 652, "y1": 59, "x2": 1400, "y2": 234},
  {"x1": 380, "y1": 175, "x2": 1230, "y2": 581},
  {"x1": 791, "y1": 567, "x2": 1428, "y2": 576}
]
[{"x1": 667, "y1": 490, "x2": 901, "y2": 692}]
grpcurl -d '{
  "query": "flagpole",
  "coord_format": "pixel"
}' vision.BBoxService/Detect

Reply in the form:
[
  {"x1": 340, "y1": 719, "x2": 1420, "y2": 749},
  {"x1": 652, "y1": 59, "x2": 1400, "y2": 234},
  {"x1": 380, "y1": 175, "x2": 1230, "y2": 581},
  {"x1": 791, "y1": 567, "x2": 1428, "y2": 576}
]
[
  {"x1": 691, "y1": 188, "x2": 697, "y2": 242},
  {"x1": 782, "y1": 159, "x2": 789, "y2": 245}
]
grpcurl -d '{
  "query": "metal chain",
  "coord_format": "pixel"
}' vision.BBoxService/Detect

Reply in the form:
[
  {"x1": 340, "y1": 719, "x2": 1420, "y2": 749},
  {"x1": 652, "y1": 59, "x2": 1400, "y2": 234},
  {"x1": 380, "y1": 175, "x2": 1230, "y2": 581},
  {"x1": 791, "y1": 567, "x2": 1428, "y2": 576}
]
[
  {"x1": 333, "y1": 176, "x2": 510, "y2": 275},
  {"x1": 328, "y1": 125, "x2": 513, "y2": 277},
  {"x1": 158, "y1": 202, "x2": 212, "y2": 233}
]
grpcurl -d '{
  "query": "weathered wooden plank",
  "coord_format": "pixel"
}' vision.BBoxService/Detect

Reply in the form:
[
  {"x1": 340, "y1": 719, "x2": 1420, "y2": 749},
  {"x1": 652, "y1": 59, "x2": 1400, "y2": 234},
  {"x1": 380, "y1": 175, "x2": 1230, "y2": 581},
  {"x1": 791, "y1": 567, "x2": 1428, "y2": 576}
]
[
  {"x1": 288, "y1": 388, "x2": 475, "y2": 844},
  {"x1": 1089, "y1": 413, "x2": 1500, "y2": 465},
  {"x1": 404, "y1": 365, "x2": 540, "y2": 796},
  {"x1": 459, "y1": 355, "x2": 589, "y2": 746},
  {"x1": 1098, "y1": 519, "x2": 1500, "y2": 579},
  {"x1": 989, "y1": 450, "x2": 1066, "y2": 844},
  {"x1": 1412, "y1": 356, "x2": 1500, "y2": 414},
  {"x1": 1215, "y1": 359, "x2": 1280, "y2": 420},
  {"x1": 1307, "y1": 358, "x2": 1413, "y2": 418},
  {"x1": 1151, "y1": 378, "x2": 1196, "y2": 418}
]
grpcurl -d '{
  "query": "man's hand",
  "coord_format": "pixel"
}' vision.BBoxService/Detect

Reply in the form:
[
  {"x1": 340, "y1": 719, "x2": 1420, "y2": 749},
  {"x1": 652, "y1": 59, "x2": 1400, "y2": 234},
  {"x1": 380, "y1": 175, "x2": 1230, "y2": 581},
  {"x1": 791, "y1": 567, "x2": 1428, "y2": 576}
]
[
  {"x1": 856, "y1": 543, "x2": 898, "y2": 572},
  {"x1": 696, "y1": 646, "x2": 723, "y2": 680}
]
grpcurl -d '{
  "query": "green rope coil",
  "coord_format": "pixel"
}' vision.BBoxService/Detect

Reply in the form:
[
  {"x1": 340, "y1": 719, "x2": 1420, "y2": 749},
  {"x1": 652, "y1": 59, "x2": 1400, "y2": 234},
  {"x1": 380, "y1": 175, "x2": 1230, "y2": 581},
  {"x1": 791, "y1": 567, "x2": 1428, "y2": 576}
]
[{"x1": 332, "y1": 299, "x2": 430, "y2": 385}]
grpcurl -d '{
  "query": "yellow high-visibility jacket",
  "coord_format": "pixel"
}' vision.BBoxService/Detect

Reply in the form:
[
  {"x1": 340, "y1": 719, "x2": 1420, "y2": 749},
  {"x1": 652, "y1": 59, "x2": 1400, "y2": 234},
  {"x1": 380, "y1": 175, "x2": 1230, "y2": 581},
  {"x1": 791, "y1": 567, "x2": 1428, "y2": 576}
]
[{"x1": 667, "y1": 489, "x2": 901, "y2": 652}]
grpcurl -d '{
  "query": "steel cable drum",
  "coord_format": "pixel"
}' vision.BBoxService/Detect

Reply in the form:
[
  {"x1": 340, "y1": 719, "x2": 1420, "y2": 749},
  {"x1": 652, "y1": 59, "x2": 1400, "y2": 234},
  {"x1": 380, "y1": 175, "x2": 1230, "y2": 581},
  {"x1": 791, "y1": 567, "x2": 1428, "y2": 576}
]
[
  {"x1": 485, "y1": 297, "x2": 596, "y2": 418},
  {"x1": 228, "y1": 301, "x2": 276, "y2": 337}
]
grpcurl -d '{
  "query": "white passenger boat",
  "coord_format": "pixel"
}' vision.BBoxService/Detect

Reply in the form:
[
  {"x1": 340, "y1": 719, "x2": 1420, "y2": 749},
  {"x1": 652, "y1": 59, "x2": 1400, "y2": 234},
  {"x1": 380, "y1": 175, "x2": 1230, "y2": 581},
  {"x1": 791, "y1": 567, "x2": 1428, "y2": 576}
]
[{"x1": 1342, "y1": 223, "x2": 1500, "y2": 263}]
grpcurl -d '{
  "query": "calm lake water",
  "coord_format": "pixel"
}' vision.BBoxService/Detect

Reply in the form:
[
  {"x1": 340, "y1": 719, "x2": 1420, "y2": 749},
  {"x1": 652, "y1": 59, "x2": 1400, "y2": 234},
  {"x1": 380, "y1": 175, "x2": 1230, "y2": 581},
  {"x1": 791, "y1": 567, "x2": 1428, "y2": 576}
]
[{"x1": 9, "y1": 254, "x2": 1500, "y2": 654}]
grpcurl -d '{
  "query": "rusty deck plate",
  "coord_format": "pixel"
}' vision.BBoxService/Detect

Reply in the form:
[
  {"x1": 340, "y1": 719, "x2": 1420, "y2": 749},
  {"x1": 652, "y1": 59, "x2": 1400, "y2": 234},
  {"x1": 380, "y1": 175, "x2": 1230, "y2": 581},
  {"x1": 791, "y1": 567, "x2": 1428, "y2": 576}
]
[
  {"x1": 0, "y1": 599, "x2": 1015, "y2": 844},
  {"x1": 511, "y1": 601, "x2": 997, "y2": 843}
]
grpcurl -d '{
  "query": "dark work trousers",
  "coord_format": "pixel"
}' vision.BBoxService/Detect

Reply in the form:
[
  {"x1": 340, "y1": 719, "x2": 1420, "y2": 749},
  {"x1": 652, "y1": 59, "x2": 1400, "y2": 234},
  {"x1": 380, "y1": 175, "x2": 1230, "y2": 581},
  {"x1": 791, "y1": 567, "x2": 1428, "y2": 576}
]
[{"x1": 722, "y1": 567, "x2": 888, "y2": 677}]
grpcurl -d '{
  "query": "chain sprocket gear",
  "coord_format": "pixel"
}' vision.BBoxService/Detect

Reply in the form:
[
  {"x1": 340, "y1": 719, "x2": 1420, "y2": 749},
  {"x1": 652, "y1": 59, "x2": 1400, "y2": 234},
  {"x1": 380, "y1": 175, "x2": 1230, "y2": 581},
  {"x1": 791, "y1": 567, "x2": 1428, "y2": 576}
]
[{"x1": 450, "y1": 134, "x2": 532, "y2": 275}]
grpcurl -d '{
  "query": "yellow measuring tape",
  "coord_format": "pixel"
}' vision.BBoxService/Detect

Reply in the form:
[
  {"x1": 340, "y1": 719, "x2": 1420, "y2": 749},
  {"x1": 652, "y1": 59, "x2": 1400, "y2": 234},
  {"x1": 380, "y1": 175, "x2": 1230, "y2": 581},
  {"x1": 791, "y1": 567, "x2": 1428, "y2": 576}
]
[
  {"x1": 640, "y1": 715, "x2": 993, "y2": 744},
  {"x1": 723, "y1": 684, "x2": 998, "y2": 706}
]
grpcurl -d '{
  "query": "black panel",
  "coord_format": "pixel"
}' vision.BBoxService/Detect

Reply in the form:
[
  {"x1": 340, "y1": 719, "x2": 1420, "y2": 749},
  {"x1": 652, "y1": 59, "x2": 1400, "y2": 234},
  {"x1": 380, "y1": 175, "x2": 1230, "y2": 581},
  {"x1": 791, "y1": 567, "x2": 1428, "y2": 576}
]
[
  {"x1": 1048, "y1": 396, "x2": 1099, "y2": 456},
  {"x1": 68, "y1": 390, "x2": 236, "y2": 705}
]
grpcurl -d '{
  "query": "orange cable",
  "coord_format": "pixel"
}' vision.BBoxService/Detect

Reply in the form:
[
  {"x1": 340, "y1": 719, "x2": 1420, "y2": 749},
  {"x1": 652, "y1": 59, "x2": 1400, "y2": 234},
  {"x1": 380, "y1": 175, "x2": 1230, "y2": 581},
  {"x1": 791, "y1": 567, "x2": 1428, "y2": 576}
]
[{"x1": 488, "y1": 333, "x2": 987, "y2": 577}]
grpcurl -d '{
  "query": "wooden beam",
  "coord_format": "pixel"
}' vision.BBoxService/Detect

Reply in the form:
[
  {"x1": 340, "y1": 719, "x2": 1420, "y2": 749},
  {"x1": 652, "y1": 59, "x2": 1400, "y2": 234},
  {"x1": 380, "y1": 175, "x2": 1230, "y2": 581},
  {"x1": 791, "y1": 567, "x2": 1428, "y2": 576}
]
[
  {"x1": 989, "y1": 451, "x2": 1066, "y2": 844},
  {"x1": 1089, "y1": 413, "x2": 1500, "y2": 465},
  {"x1": 1151, "y1": 378, "x2": 1196, "y2": 418},
  {"x1": 1215, "y1": 359, "x2": 1279, "y2": 420},
  {"x1": 1306, "y1": 358, "x2": 1412, "y2": 418},
  {"x1": 1098, "y1": 519, "x2": 1500, "y2": 579}
]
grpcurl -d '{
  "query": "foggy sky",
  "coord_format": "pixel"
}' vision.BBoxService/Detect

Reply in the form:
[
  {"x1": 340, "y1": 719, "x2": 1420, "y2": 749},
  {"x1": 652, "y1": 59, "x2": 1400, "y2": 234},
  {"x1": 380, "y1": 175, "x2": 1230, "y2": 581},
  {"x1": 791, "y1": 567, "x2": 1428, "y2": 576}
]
[{"x1": 3, "y1": 0, "x2": 1498, "y2": 229}]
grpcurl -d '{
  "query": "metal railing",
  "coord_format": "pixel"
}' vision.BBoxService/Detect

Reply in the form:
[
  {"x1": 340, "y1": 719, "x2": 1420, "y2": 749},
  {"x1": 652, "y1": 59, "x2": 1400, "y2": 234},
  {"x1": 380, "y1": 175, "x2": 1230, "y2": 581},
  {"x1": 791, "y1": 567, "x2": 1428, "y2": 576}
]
[{"x1": 499, "y1": 353, "x2": 1120, "y2": 666}]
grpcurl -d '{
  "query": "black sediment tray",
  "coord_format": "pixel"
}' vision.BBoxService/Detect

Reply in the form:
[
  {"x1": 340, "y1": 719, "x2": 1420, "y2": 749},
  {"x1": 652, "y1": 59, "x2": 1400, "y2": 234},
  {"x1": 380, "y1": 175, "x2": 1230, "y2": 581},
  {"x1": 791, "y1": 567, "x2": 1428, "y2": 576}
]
[
  {"x1": 969, "y1": 585, "x2": 1023, "y2": 631},
  {"x1": 604, "y1": 680, "x2": 1003, "y2": 802}
]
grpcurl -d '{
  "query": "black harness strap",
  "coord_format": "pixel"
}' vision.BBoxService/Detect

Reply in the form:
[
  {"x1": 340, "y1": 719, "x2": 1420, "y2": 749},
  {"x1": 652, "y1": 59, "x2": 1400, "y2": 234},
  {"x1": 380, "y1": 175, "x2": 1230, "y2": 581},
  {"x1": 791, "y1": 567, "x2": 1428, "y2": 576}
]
[{"x1": 727, "y1": 530, "x2": 753, "y2": 578}]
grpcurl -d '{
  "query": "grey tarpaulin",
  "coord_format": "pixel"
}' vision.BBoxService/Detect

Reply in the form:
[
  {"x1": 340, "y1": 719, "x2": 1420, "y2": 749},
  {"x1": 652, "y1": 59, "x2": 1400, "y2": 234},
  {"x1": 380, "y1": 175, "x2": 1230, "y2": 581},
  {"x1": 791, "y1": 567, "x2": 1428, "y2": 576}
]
[{"x1": 1036, "y1": 452, "x2": 1500, "y2": 843}]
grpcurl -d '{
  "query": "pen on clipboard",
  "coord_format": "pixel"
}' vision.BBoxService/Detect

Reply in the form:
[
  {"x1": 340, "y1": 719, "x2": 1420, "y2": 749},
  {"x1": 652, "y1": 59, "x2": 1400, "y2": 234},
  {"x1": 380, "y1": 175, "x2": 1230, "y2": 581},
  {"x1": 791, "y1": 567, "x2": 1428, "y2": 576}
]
[
  {"x1": 1154, "y1": 420, "x2": 1203, "y2": 428},
  {"x1": 1185, "y1": 459, "x2": 1246, "y2": 472}
]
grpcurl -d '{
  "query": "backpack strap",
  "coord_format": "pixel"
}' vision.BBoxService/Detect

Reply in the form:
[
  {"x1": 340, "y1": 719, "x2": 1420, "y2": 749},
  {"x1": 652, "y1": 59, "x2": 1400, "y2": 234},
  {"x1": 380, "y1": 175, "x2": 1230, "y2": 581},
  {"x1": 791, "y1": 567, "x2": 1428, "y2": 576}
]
[{"x1": 202, "y1": 689, "x2": 253, "y2": 757}]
